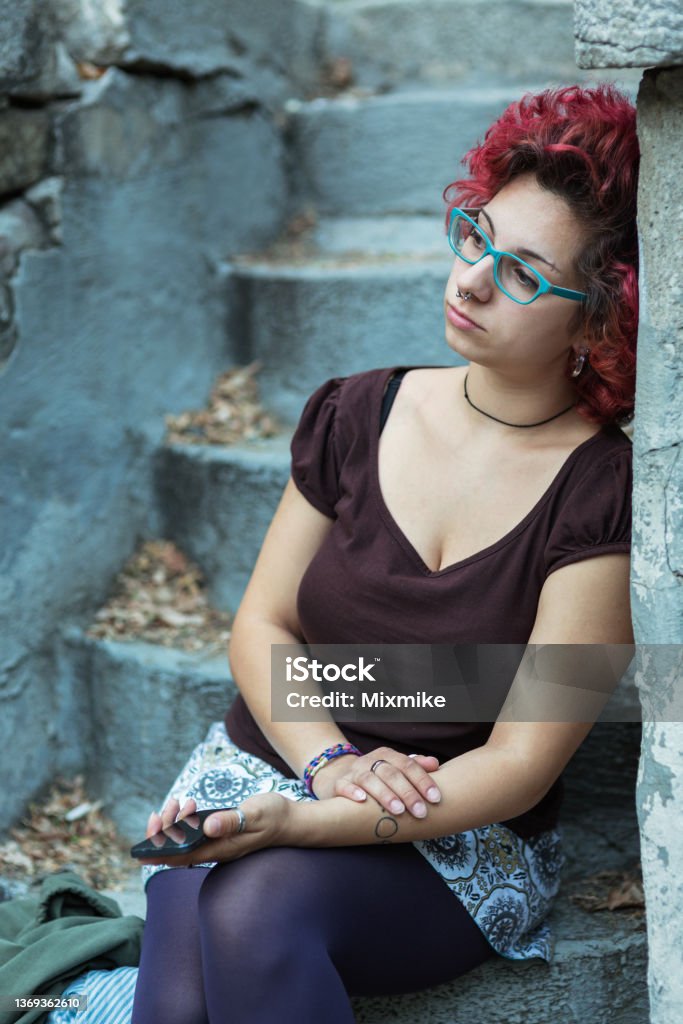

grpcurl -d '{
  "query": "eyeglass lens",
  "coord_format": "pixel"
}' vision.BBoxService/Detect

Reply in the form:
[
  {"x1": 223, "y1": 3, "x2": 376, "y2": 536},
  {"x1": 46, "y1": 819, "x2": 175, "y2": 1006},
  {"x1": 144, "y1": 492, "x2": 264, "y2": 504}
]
[{"x1": 449, "y1": 215, "x2": 542, "y2": 302}]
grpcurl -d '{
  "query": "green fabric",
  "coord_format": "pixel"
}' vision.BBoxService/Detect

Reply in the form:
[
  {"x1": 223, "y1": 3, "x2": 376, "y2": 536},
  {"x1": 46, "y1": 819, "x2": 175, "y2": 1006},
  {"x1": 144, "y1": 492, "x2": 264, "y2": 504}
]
[{"x1": 0, "y1": 870, "x2": 143, "y2": 1024}]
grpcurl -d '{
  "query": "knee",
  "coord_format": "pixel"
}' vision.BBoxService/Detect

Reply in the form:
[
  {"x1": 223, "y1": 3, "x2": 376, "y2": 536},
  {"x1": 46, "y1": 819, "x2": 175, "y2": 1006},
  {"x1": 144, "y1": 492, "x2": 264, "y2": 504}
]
[{"x1": 197, "y1": 847, "x2": 319, "y2": 951}]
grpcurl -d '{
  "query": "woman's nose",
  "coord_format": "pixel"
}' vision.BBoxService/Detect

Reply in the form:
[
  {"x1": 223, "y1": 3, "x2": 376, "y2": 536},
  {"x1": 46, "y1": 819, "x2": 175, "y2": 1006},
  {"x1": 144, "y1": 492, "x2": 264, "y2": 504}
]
[{"x1": 456, "y1": 254, "x2": 495, "y2": 299}]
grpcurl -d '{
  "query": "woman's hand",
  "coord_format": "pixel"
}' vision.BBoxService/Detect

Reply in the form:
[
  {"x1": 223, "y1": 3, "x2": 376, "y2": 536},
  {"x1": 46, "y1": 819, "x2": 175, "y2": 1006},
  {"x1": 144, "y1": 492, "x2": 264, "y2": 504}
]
[
  {"x1": 138, "y1": 793, "x2": 292, "y2": 868},
  {"x1": 311, "y1": 747, "x2": 441, "y2": 818}
]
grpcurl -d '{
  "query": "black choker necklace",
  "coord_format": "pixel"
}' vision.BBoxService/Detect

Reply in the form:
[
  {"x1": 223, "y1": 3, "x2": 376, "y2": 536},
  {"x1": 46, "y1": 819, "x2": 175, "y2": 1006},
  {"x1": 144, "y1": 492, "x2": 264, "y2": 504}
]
[{"x1": 463, "y1": 373, "x2": 576, "y2": 428}]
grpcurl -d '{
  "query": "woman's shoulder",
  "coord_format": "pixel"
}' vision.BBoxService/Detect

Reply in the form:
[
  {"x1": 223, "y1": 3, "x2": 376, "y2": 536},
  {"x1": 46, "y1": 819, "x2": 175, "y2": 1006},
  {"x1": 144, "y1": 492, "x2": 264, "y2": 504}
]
[
  {"x1": 321, "y1": 365, "x2": 432, "y2": 416},
  {"x1": 571, "y1": 420, "x2": 632, "y2": 472}
]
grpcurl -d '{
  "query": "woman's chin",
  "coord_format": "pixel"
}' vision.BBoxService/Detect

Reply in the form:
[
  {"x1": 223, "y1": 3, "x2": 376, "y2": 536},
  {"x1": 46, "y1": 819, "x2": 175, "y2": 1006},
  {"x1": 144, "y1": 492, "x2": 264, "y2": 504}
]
[{"x1": 444, "y1": 325, "x2": 478, "y2": 359}]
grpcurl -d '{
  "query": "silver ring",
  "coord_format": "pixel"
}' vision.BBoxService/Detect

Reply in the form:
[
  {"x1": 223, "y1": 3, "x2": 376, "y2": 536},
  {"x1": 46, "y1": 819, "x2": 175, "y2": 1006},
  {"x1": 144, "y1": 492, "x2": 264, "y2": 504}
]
[
  {"x1": 456, "y1": 288, "x2": 472, "y2": 301},
  {"x1": 234, "y1": 808, "x2": 246, "y2": 834},
  {"x1": 370, "y1": 759, "x2": 388, "y2": 774}
]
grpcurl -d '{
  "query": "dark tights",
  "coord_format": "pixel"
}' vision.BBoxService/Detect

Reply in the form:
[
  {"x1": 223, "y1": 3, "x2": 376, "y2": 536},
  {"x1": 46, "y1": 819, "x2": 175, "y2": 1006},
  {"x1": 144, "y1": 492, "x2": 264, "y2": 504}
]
[{"x1": 131, "y1": 843, "x2": 495, "y2": 1024}]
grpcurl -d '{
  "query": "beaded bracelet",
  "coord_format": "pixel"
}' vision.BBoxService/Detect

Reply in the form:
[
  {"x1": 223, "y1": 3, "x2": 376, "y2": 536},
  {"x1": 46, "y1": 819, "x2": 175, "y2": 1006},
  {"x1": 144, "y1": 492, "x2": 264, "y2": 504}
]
[{"x1": 303, "y1": 742, "x2": 362, "y2": 799}]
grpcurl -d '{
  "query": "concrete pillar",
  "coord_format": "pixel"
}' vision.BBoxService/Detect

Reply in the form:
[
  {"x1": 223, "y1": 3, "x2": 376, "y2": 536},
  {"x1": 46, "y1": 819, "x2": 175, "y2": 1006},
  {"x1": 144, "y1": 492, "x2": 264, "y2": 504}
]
[
  {"x1": 575, "y1": 5, "x2": 683, "y2": 1022},
  {"x1": 632, "y1": 69, "x2": 683, "y2": 1024}
]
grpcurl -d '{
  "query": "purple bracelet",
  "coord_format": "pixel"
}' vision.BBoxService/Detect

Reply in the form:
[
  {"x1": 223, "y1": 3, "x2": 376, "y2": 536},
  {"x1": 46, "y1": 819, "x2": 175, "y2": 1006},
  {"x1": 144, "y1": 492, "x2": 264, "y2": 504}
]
[{"x1": 303, "y1": 742, "x2": 362, "y2": 799}]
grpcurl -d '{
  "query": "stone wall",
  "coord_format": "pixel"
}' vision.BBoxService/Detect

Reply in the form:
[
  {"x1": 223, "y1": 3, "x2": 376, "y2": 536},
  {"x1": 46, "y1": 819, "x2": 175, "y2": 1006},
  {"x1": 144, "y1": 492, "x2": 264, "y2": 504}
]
[
  {"x1": 575, "y1": 3, "x2": 683, "y2": 1022},
  {"x1": 0, "y1": 0, "x2": 302, "y2": 821}
]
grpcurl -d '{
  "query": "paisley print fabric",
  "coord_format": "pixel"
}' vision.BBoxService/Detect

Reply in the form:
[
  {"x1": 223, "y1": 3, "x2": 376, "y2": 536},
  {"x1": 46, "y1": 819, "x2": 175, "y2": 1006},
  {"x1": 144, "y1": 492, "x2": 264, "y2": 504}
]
[
  {"x1": 141, "y1": 721, "x2": 565, "y2": 962},
  {"x1": 414, "y1": 824, "x2": 565, "y2": 961}
]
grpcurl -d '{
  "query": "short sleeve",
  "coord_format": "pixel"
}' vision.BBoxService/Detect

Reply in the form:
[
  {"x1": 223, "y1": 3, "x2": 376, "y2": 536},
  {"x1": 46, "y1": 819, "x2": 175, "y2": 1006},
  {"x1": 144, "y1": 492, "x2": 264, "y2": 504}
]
[
  {"x1": 290, "y1": 376, "x2": 347, "y2": 518},
  {"x1": 544, "y1": 449, "x2": 632, "y2": 579}
]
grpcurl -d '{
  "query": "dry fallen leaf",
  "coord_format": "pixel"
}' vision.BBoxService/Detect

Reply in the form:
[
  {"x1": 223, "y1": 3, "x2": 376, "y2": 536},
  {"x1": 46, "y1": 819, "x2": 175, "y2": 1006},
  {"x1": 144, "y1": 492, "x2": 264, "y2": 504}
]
[
  {"x1": 165, "y1": 361, "x2": 281, "y2": 447},
  {"x1": 86, "y1": 540, "x2": 232, "y2": 652},
  {"x1": 605, "y1": 877, "x2": 645, "y2": 911},
  {"x1": 324, "y1": 56, "x2": 354, "y2": 91},
  {"x1": 65, "y1": 801, "x2": 103, "y2": 823},
  {"x1": 0, "y1": 776, "x2": 136, "y2": 892},
  {"x1": 570, "y1": 864, "x2": 645, "y2": 917},
  {"x1": 76, "y1": 61, "x2": 107, "y2": 80}
]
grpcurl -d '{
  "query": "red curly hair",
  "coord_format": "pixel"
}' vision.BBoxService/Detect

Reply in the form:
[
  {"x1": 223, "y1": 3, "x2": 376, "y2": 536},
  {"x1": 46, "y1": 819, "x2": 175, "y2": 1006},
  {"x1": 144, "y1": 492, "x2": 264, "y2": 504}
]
[{"x1": 443, "y1": 84, "x2": 639, "y2": 427}]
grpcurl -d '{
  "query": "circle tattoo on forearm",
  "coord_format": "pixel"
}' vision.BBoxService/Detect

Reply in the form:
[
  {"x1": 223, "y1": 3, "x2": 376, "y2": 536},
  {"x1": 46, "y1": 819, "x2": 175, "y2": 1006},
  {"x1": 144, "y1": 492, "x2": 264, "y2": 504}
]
[{"x1": 375, "y1": 816, "x2": 399, "y2": 841}]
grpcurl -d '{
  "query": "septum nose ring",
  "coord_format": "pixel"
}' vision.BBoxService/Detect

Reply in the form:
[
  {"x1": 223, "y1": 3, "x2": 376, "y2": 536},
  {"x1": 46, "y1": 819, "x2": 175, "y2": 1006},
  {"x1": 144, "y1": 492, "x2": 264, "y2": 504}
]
[{"x1": 455, "y1": 288, "x2": 472, "y2": 301}]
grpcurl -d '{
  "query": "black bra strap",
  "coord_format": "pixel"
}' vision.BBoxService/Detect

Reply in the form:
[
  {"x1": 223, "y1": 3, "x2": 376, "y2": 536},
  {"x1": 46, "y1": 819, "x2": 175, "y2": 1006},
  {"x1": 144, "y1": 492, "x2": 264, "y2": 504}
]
[{"x1": 380, "y1": 369, "x2": 408, "y2": 434}]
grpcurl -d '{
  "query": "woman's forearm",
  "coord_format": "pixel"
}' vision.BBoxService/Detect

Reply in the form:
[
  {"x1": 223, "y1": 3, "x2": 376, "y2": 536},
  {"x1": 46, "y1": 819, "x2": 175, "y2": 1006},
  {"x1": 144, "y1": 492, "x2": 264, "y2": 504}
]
[
  {"x1": 228, "y1": 615, "x2": 350, "y2": 779},
  {"x1": 281, "y1": 741, "x2": 546, "y2": 846}
]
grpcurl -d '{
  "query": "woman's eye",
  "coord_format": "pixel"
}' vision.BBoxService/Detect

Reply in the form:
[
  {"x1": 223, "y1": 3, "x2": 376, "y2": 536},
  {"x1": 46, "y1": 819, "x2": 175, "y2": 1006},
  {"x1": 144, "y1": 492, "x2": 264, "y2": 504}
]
[
  {"x1": 470, "y1": 228, "x2": 486, "y2": 249},
  {"x1": 514, "y1": 267, "x2": 537, "y2": 290}
]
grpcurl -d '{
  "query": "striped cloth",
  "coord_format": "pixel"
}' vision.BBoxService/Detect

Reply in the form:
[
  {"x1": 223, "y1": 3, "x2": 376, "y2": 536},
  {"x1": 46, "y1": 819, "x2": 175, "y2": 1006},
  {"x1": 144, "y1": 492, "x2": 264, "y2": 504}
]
[{"x1": 47, "y1": 967, "x2": 137, "y2": 1024}]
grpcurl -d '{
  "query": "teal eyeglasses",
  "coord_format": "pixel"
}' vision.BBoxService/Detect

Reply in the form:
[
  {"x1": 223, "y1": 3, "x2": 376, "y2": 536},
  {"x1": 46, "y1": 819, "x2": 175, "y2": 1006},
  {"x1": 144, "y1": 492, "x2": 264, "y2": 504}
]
[{"x1": 447, "y1": 207, "x2": 587, "y2": 305}]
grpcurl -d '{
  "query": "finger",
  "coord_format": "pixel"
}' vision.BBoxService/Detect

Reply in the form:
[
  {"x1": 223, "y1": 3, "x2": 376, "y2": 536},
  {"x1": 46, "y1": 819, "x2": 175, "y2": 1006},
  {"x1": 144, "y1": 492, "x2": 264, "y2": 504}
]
[
  {"x1": 161, "y1": 797, "x2": 181, "y2": 830},
  {"x1": 150, "y1": 822, "x2": 185, "y2": 847},
  {"x1": 202, "y1": 808, "x2": 244, "y2": 839},
  {"x1": 402, "y1": 758, "x2": 442, "y2": 803},
  {"x1": 146, "y1": 811, "x2": 162, "y2": 839},
  {"x1": 364, "y1": 764, "x2": 429, "y2": 818},
  {"x1": 334, "y1": 778, "x2": 368, "y2": 802},
  {"x1": 176, "y1": 797, "x2": 197, "y2": 821},
  {"x1": 411, "y1": 754, "x2": 440, "y2": 771}
]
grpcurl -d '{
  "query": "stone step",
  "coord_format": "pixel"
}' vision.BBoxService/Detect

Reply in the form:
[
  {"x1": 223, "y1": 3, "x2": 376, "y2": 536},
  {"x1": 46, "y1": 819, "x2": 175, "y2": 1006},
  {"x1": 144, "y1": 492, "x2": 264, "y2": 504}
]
[
  {"x1": 352, "y1": 881, "x2": 647, "y2": 1024},
  {"x1": 309, "y1": 213, "x2": 449, "y2": 255},
  {"x1": 228, "y1": 248, "x2": 455, "y2": 422},
  {"x1": 61, "y1": 628, "x2": 642, "y2": 850},
  {"x1": 285, "y1": 85, "x2": 537, "y2": 216},
  {"x1": 59, "y1": 627, "x2": 237, "y2": 845},
  {"x1": 320, "y1": 0, "x2": 581, "y2": 90},
  {"x1": 154, "y1": 434, "x2": 293, "y2": 611}
]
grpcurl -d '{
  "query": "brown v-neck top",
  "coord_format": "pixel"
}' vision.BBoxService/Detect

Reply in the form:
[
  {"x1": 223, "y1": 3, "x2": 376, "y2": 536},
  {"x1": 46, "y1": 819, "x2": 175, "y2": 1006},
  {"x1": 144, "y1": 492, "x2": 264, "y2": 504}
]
[{"x1": 226, "y1": 366, "x2": 633, "y2": 838}]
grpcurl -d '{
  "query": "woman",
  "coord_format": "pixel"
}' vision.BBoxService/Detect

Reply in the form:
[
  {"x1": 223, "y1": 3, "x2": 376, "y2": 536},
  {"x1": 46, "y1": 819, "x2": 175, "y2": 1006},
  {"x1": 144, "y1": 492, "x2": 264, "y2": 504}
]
[{"x1": 131, "y1": 84, "x2": 638, "y2": 1024}]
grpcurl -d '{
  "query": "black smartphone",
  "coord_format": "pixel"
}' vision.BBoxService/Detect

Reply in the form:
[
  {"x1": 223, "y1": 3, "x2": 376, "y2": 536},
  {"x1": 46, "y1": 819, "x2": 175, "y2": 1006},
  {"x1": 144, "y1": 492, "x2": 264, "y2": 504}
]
[{"x1": 130, "y1": 807, "x2": 234, "y2": 859}]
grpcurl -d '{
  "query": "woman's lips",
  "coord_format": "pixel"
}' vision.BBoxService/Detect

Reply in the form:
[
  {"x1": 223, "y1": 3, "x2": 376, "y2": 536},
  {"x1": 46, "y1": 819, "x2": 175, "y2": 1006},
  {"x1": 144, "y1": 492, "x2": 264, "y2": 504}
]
[{"x1": 446, "y1": 302, "x2": 483, "y2": 330}]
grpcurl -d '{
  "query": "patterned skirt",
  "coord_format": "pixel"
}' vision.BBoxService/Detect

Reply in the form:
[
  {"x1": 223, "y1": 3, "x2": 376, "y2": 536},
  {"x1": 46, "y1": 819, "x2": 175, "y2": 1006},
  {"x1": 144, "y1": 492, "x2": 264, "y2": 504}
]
[{"x1": 140, "y1": 721, "x2": 566, "y2": 963}]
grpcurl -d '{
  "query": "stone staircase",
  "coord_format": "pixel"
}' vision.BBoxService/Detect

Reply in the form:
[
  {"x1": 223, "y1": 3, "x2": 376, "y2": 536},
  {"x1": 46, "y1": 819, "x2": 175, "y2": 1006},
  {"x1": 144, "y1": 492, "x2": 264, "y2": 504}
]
[{"x1": 65, "y1": 1, "x2": 646, "y2": 1020}]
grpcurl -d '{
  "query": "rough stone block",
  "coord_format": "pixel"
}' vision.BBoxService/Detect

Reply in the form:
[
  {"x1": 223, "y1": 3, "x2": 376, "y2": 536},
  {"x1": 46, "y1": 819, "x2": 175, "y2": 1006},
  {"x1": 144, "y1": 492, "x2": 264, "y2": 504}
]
[
  {"x1": 54, "y1": 68, "x2": 281, "y2": 193},
  {"x1": 0, "y1": 198, "x2": 50, "y2": 273},
  {"x1": 0, "y1": 108, "x2": 52, "y2": 198},
  {"x1": 119, "y1": 0, "x2": 323, "y2": 99},
  {"x1": 0, "y1": 283, "x2": 16, "y2": 372},
  {"x1": 25, "y1": 176, "x2": 64, "y2": 244},
  {"x1": 0, "y1": 197, "x2": 50, "y2": 372},
  {"x1": 55, "y1": 0, "x2": 130, "y2": 66},
  {"x1": 575, "y1": 0, "x2": 683, "y2": 69},
  {"x1": 0, "y1": 1, "x2": 81, "y2": 100},
  {"x1": 0, "y1": 0, "x2": 53, "y2": 93}
]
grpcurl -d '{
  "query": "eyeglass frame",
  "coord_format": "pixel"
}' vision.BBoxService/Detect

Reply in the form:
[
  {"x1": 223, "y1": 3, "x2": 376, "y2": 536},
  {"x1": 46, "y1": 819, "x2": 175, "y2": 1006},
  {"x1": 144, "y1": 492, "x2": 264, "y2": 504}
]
[{"x1": 447, "y1": 207, "x2": 587, "y2": 305}]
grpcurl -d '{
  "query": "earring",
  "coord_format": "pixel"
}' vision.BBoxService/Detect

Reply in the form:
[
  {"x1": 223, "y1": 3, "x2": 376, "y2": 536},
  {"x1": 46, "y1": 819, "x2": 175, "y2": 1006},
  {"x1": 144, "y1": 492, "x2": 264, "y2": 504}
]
[{"x1": 570, "y1": 348, "x2": 589, "y2": 378}]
